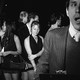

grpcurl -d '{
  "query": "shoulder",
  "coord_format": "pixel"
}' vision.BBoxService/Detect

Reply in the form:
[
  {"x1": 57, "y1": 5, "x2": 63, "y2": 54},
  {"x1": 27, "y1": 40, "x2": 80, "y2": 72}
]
[
  {"x1": 18, "y1": 22, "x2": 24, "y2": 26},
  {"x1": 14, "y1": 34, "x2": 19, "y2": 40},
  {"x1": 47, "y1": 26, "x2": 68, "y2": 36},
  {"x1": 24, "y1": 36, "x2": 30, "y2": 47},
  {"x1": 24, "y1": 36, "x2": 30, "y2": 43},
  {"x1": 39, "y1": 35, "x2": 44, "y2": 42},
  {"x1": 45, "y1": 26, "x2": 69, "y2": 41}
]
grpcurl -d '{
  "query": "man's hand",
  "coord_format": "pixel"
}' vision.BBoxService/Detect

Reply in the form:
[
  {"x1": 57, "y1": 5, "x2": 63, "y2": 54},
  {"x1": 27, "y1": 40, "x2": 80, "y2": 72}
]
[{"x1": 56, "y1": 70, "x2": 67, "y2": 75}]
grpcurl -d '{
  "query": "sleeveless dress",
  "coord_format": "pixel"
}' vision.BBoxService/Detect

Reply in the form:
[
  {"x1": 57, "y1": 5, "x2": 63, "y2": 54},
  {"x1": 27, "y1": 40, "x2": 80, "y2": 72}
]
[
  {"x1": 1, "y1": 33, "x2": 18, "y2": 73},
  {"x1": 29, "y1": 35, "x2": 43, "y2": 64}
]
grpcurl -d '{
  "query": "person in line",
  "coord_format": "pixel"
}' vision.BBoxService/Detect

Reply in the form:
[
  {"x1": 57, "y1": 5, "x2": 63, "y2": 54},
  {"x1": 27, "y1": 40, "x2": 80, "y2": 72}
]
[
  {"x1": 26, "y1": 12, "x2": 39, "y2": 35},
  {"x1": 35, "y1": 0, "x2": 80, "y2": 79},
  {"x1": 0, "y1": 20, "x2": 21, "y2": 80},
  {"x1": 48, "y1": 11, "x2": 64, "y2": 31},
  {"x1": 24, "y1": 21, "x2": 44, "y2": 80},
  {"x1": 16, "y1": 11, "x2": 30, "y2": 80}
]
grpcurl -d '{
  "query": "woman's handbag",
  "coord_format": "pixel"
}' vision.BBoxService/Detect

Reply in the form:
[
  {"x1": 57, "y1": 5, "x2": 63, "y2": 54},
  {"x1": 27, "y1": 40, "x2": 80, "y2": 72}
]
[{"x1": 10, "y1": 54, "x2": 28, "y2": 70}]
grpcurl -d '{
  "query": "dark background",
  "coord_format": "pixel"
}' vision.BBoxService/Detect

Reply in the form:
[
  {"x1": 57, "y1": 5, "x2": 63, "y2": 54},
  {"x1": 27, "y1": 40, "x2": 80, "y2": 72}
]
[{"x1": 0, "y1": 0, "x2": 68, "y2": 37}]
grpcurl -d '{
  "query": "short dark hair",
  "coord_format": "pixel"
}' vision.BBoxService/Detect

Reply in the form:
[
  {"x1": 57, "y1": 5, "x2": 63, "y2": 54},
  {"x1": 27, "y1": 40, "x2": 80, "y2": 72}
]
[
  {"x1": 0, "y1": 17, "x2": 5, "y2": 29},
  {"x1": 28, "y1": 12, "x2": 39, "y2": 22},
  {"x1": 49, "y1": 11, "x2": 63, "y2": 26},
  {"x1": 19, "y1": 11, "x2": 28, "y2": 22},
  {"x1": 20, "y1": 11, "x2": 28, "y2": 18},
  {"x1": 66, "y1": 0, "x2": 70, "y2": 9}
]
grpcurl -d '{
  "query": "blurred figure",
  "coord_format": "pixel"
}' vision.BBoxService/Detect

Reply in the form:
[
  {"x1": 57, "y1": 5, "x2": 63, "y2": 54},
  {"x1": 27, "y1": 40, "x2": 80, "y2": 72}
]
[
  {"x1": 28, "y1": 12, "x2": 39, "y2": 22},
  {"x1": 16, "y1": 11, "x2": 30, "y2": 80},
  {"x1": 35, "y1": 0, "x2": 80, "y2": 80},
  {"x1": 24, "y1": 21, "x2": 44, "y2": 80},
  {"x1": 26, "y1": 12, "x2": 39, "y2": 34},
  {"x1": 48, "y1": 11, "x2": 64, "y2": 31},
  {"x1": 0, "y1": 20, "x2": 21, "y2": 80}
]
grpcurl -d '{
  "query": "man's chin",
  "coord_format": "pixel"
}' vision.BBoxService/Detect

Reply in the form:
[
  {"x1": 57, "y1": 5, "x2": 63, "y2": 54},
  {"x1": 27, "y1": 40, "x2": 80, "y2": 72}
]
[
  {"x1": 75, "y1": 26, "x2": 80, "y2": 31},
  {"x1": 72, "y1": 24, "x2": 80, "y2": 31}
]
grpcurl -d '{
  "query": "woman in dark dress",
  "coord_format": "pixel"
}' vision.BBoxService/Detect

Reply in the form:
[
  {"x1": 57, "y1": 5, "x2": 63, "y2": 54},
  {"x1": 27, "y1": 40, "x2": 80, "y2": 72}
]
[
  {"x1": 0, "y1": 20, "x2": 21, "y2": 80},
  {"x1": 24, "y1": 21, "x2": 44, "y2": 80}
]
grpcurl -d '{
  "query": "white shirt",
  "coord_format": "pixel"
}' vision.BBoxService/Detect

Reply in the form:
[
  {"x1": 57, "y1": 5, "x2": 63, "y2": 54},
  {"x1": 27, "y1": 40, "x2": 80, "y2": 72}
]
[
  {"x1": 26, "y1": 23, "x2": 31, "y2": 35},
  {"x1": 69, "y1": 22, "x2": 80, "y2": 42}
]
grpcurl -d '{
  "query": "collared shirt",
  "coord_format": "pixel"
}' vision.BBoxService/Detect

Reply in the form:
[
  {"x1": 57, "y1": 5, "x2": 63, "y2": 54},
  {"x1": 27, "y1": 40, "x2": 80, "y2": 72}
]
[
  {"x1": 69, "y1": 22, "x2": 80, "y2": 42},
  {"x1": 69, "y1": 22, "x2": 80, "y2": 38},
  {"x1": 26, "y1": 23, "x2": 31, "y2": 35}
]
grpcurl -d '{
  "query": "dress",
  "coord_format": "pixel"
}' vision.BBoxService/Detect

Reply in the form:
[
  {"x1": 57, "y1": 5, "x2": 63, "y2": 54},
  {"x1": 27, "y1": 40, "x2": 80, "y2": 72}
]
[
  {"x1": 1, "y1": 33, "x2": 18, "y2": 73},
  {"x1": 29, "y1": 35, "x2": 43, "y2": 64}
]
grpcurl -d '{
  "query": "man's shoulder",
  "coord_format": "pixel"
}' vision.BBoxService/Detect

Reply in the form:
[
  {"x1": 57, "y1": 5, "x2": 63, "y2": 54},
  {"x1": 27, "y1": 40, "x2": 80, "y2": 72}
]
[
  {"x1": 49, "y1": 26, "x2": 68, "y2": 34},
  {"x1": 45, "y1": 26, "x2": 69, "y2": 39}
]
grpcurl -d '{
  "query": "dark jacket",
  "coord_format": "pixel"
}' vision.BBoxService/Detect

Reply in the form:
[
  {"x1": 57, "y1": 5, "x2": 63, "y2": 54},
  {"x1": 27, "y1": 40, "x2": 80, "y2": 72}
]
[{"x1": 35, "y1": 26, "x2": 69, "y2": 79}]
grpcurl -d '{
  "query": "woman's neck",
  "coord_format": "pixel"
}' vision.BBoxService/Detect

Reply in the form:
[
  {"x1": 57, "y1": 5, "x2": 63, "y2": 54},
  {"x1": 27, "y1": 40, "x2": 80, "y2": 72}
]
[
  {"x1": 32, "y1": 34, "x2": 38, "y2": 42},
  {"x1": 32, "y1": 34, "x2": 37, "y2": 38}
]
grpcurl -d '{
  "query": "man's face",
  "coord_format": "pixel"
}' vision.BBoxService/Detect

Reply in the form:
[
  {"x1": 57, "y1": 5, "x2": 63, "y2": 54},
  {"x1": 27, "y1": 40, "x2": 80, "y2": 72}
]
[
  {"x1": 23, "y1": 14, "x2": 28, "y2": 24},
  {"x1": 67, "y1": 0, "x2": 80, "y2": 30},
  {"x1": 23, "y1": 16, "x2": 28, "y2": 23}
]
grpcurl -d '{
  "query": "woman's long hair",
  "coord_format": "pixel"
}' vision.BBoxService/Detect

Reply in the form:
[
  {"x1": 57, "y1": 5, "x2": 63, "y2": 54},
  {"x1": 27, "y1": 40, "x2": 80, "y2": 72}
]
[{"x1": 1, "y1": 21, "x2": 14, "y2": 48}]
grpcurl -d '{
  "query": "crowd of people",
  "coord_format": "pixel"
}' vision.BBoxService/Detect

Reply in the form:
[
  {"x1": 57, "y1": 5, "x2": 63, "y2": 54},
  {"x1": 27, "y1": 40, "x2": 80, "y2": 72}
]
[
  {"x1": 0, "y1": 10, "x2": 44, "y2": 80},
  {"x1": 0, "y1": 0, "x2": 80, "y2": 80}
]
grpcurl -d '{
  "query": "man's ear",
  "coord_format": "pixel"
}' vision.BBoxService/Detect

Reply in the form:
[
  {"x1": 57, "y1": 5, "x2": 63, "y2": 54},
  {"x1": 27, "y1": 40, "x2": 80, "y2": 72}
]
[{"x1": 66, "y1": 9, "x2": 69, "y2": 17}]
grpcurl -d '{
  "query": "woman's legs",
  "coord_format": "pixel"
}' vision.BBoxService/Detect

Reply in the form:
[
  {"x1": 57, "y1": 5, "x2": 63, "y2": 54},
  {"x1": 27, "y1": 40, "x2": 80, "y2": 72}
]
[
  {"x1": 4, "y1": 73, "x2": 12, "y2": 80},
  {"x1": 21, "y1": 71, "x2": 28, "y2": 80},
  {"x1": 4, "y1": 72, "x2": 19, "y2": 80},
  {"x1": 28, "y1": 70, "x2": 35, "y2": 80},
  {"x1": 12, "y1": 73, "x2": 19, "y2": 80}
]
